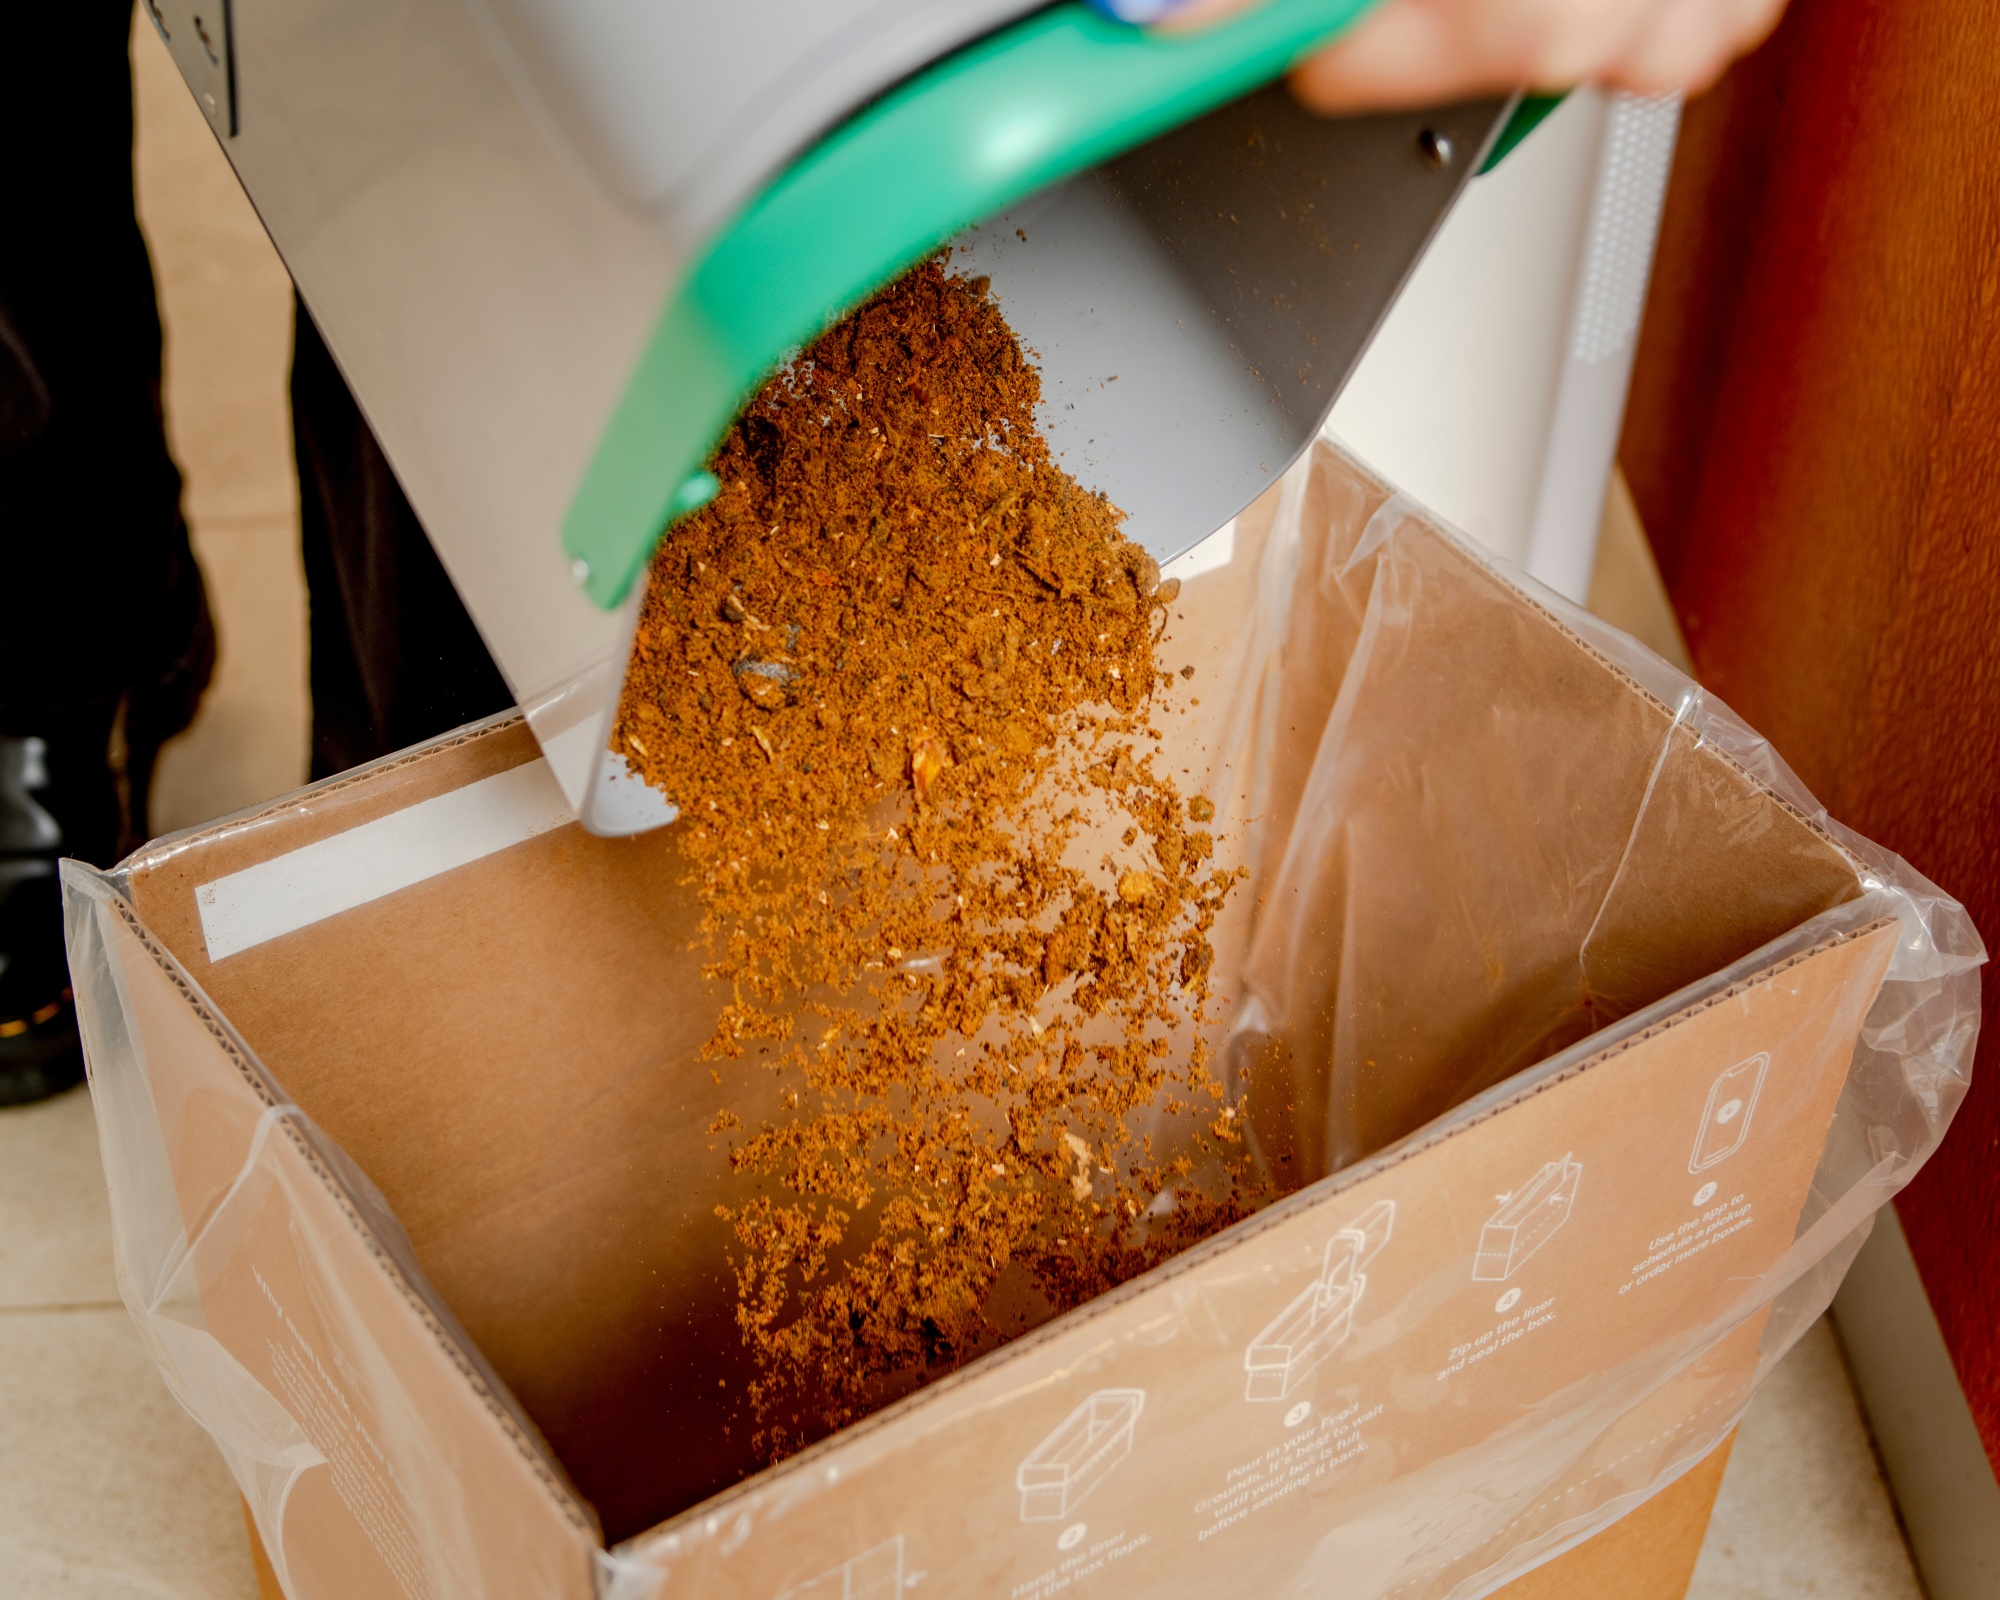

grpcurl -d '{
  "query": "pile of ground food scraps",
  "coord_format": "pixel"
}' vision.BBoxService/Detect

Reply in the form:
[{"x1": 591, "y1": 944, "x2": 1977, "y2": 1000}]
[{"x1": 613, "y1": 254, "x2": 1268, "y2": 1461}]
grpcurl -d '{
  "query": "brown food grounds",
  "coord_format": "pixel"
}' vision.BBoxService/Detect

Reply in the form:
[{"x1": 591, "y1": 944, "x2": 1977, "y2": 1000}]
[{"x1": 614, "y1": 255, "x2": 1260, "y2": 1462}]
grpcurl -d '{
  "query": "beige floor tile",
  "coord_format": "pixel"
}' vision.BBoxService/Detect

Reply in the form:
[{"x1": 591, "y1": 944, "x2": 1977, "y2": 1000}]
[
  {"x1": 131, "y1": 17, "x2": 298, "y2": 532},
  {"x1": 148, "y1": 516, "x2": 311, "y2": 836},
  {"x1": 131, "y1": 18, "x2": 311, "y2": 835},
  {"x1": 0, "y1": 1307, "x2": 258, "y2": 1600},
  {"x1": 1688, "y1": 1319, "x2": 1924, "y2": 1600},
  {"x1": 0, "y1": 1090, "x2": 118, "y2": 1311}
]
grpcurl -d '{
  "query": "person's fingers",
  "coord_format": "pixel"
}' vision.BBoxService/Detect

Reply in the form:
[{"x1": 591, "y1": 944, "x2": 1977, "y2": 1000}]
[
  {"x1": 1289, "y1": 0, "x2": 1654, "y2": 112},
  {"x1": 1599, "y1": 0, "x2": 1785, "y2": 92},
  {"x1": 1094, "y1": 0, "x2": 1792, "y2": 115},
  {"x1": 1288, "y1": 0, "x2": 1475, "y2": 111},
  {"x1": 1599, "y1": 0, "x2": 1726, "y2": 93},
  {"x1": 1289, "y1": 0, "x2": 1784, "y2": 113}
]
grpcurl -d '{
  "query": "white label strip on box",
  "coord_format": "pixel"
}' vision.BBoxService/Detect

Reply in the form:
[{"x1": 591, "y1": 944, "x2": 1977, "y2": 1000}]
[{"x1": 195, "y1": 760, "x2": 575, "y2": 962}]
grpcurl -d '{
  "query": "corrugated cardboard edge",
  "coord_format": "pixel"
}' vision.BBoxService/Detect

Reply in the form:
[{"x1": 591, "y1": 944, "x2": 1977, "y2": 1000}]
[
  {"x1": 98, "y1": 887, "x2": 602, "y2": 1546},
  {"x1": 114, "y1": 708, "x2": 537, "y2": 882},
  {"x1": 98, "y1": 796, "x2": 1895, "y2": 1577}
]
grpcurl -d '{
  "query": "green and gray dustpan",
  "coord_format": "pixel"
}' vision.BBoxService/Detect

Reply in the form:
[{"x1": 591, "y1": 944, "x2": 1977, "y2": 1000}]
[{"x1": 560, "y1": 0, "x2": 1551, "y2": 610}]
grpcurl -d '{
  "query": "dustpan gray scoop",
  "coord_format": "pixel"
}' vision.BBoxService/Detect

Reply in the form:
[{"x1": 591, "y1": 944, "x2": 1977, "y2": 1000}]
[{"x1": 955, "y1": 89, "x2": 1512, "y2": 566}]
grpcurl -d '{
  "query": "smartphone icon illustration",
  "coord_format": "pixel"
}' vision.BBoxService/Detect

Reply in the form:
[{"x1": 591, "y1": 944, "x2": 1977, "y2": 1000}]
[{"x1": 1689, "y1": 1054, "x2": 1768, "y2": 1173}]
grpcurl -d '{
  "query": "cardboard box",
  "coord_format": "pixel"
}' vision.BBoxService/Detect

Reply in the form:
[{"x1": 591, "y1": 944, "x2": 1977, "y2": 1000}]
[
  {"x1": 65, "y1": 443, "x2": 1975, "y2": 1600},
  {"x1": 243, "y1": 1433, "x2": 1737, "y2": 1600}
]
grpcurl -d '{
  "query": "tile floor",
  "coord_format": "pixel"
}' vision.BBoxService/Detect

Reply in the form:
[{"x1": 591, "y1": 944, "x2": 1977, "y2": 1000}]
[
  {"x1": 132, "y1": 9, "x2": 310, "y2": 836},
  {"x1": 1, "y1": 1087, "x2": 260, "y2": 1598},
  {"x1": 0, "y1": 20, "x2": 1930, "y2": 1600}
]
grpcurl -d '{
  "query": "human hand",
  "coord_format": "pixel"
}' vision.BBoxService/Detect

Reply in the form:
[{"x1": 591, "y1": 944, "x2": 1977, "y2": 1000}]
[{"x1": 1089, "y1": 0, "x2": 1787, "y2": 112}]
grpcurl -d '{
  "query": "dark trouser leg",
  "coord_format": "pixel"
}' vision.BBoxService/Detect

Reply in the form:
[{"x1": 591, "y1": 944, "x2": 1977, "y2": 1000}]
[
  {"x1": 0, "y1": 0, "x2": 212, "y2": 848},
  {"x1": 291, "y1": 301, "x2": 512, "y2": 780},
  {"x1": 1, "y1": 0, "x2": 213, "y2": 1102}
]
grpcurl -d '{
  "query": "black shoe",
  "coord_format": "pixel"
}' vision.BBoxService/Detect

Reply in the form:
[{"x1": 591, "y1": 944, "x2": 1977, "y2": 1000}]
[
  {"x1": 0, "y1": 736, "x2": 83, "y2": 1106},
  {"x1": 16, "y1": 543, "x2": 215, "y2": 870},
  {"x1": 0, "y1": 548, "x2": 214, "y2": 1106}
]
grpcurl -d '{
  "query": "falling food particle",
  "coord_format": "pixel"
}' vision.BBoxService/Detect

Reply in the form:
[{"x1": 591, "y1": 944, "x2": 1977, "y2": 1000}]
[
  {"x1": 607, "y1": 254, "x2": 1252, "y2": 1470},
  {"x1": 1180, "y1": 665, "x2": 1196, "y2": 679},
  {"x1": 734, "y1": 659, "x2": 792, "y2": 708},
  {"x1": 909, "y1": 735, "x2": 950, "y2": 805},
  {"x1": 1063, "y1": 1132, "x2": 1093, "y2": 1201}
]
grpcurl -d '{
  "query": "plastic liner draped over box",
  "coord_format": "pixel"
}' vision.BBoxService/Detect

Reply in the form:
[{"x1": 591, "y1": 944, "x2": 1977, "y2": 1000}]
[{"x1": 63, "y1": 441, "x2": 1982, "y2": 1600}]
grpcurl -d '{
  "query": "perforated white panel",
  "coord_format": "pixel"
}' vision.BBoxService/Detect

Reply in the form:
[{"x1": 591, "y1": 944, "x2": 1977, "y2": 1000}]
[{"x1": 1570, "y1": 93, "x2": 1681, "y2": 366}]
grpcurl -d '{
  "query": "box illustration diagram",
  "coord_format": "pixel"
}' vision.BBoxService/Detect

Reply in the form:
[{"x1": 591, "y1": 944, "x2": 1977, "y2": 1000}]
[
  {"x1": 1472, "y1": 1157, "x2": 1582, "y2": 1282},
  {"x1": 1016, "y1": 1389, "x2": 1145, "y2": 1521},
  {"x1": 1689, "y1": 1054, "x2": 1768, "y2": 1172},
  {"x1": 774, "y1": 1535, "x2": 905, "y2": 1600},
  {"x1": 1243, "y1": 1200, "x2": 1396, "y2": 1402}
]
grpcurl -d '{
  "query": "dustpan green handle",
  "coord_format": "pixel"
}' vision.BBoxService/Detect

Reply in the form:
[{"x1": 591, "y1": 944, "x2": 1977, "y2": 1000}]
[
  {"x1": 1480, "y1": 92, "x2": 1564, "y2": 171},
  {"x1": 562, "y1": 0, "x2": 1389, "y2": 609}
]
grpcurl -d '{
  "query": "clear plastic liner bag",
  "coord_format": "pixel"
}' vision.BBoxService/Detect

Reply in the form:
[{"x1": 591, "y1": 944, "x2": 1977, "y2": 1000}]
[
  {"x1": 62, "y1": 438, "x2": 1980, "y2": 1600},
  {"x1": 1206, "y1": 449, "x2": 1980, "y2": 1187},
  {"x1": 1162, "y1": 442, "x2": 1983, "y2": 1594},
  {"x1": 60, "y1": 869, "x2": 602, "y2": 1600}
]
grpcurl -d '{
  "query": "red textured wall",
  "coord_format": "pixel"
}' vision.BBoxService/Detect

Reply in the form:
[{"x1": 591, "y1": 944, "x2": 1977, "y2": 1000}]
[{"x1": 1620, "y1": 0, "x2": 2000, "y2": 1466}]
